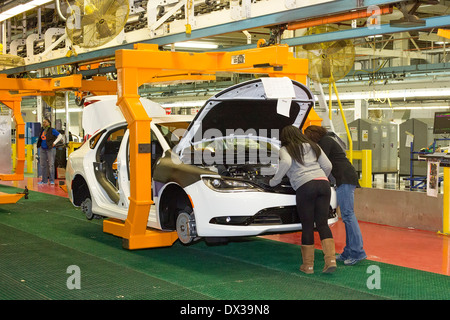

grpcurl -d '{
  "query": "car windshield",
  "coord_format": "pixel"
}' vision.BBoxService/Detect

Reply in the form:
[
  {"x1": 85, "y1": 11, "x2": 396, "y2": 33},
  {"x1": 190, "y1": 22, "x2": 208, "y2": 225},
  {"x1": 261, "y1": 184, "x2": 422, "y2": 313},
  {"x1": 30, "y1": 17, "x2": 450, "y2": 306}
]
[{"x1": 155, "y1": 122, "x2": 191, "y2": 148}]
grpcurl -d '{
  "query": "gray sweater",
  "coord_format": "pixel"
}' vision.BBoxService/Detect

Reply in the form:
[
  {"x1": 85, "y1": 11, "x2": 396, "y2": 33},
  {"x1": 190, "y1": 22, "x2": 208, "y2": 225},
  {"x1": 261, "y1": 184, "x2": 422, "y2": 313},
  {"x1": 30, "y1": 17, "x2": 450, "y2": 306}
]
[{"x1": 269, "y1": 144, "x2": 332, "y2": 190}]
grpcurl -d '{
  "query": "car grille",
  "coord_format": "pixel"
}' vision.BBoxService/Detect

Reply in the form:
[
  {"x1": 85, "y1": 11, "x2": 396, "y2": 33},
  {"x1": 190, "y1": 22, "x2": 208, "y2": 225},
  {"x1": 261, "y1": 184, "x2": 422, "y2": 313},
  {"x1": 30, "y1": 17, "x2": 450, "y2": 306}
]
[
  {"x1": 209, "y1": 206, "x2": 337, "y2": 226},
  {"x1": 210, "y1": 206, "x2": 299, "y2": 226}
]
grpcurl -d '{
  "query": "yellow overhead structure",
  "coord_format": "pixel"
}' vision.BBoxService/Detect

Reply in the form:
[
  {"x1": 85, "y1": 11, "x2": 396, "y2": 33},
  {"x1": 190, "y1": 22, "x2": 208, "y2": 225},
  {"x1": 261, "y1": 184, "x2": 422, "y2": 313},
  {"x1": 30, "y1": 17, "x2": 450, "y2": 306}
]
[
  {"x1": 437, "y1": 29, "x2": 450, "y2": 40},
  {"x1": 0, "y1": 74, "x2": 125, "y2": 203},
  {"x1": 81, "y1": 76, "x2": 118, "y2": 95},
  {"x1": 104, "y1": 43, "x2": 310, "y2": 250},
  {"x1": 0, "y1": 74, "x2": 82, "y2": 203}
]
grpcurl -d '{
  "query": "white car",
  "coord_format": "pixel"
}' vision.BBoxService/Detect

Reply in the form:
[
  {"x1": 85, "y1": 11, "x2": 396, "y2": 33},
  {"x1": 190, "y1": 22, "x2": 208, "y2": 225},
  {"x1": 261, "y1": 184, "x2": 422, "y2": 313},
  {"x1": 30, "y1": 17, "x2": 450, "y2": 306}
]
[{"x1": 66, "y1": 78, "x2": 338, "y2": 245}]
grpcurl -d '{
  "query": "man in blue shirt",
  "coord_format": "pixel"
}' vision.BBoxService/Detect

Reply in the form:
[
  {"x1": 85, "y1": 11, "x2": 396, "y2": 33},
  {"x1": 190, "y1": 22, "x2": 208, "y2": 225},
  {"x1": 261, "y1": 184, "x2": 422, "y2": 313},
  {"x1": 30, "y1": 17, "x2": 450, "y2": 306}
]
[{"x1": 37, "y1": 118, "x2": 62, "y2": 185}]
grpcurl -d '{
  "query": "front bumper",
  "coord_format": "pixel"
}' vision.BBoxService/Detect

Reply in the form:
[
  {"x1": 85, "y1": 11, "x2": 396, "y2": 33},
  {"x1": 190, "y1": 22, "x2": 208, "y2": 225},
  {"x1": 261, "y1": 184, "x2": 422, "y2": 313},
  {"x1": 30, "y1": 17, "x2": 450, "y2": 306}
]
[
  {"x1": 210, "y1": 206, "x2": 337, "y2": 227},
  {"x1": 184, "y1": 180, "x2": 338, "y2": 238}
]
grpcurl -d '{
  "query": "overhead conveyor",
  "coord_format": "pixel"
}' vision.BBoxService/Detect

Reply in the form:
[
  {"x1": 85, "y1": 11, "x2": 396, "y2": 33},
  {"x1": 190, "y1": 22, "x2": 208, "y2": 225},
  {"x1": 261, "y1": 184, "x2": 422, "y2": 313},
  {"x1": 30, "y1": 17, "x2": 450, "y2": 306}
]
[{"x1": 103, "y1": 43, "x2": 315, "y2": 249}]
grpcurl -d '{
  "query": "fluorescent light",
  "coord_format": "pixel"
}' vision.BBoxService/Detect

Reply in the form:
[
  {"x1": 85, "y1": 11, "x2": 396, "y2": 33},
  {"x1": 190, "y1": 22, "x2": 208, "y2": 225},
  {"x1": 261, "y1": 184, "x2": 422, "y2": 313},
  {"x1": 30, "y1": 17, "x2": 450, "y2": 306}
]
[
  {"x1": 55, "y1": 107, "x2": 83, "y2": 114},
  {"x1": 32, "y1": 0, "x2": 54, "y2": 5},
  {"x1": 339, "y1": 106, "x2": 450, "y2": 112},
  {"x1": 368, "y1": 106, "x2": 450, "y2": 110},
  {"x1": 173, "y1": 42, "x2": 219, "y2": 49},
  {"x1": 161, "y1": 100, "x2": 207, "y2": 107},
  {"x1": 366, "y1": 34, "x2": 383, "y2": 39},
  {"x1": 4, "y1": 4, "x2": 35, "y2": 16},
  {"x1": 321, "y1": 88, "x2": 450, "y2": 101},
  {"x1": 0, "y1": 0, "x2": 53, "y2": 22}
]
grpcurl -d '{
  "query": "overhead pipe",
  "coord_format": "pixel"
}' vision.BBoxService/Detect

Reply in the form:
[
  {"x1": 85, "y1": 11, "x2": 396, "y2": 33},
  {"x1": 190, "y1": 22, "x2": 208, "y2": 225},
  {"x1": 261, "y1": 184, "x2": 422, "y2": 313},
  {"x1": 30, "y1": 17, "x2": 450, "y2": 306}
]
[
  {"x1": 55, "y1": 0, "x2": 66, "y2": 21},
  {"x1": 287, "y1": 5, "x2": 392, "y2": 30}
]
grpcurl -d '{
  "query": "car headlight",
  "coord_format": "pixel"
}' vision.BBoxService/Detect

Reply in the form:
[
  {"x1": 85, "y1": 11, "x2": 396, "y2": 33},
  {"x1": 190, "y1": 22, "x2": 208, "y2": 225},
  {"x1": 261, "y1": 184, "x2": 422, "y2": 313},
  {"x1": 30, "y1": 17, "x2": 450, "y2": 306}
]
[{"x1": 202, "y1": 177, "x2": 263, "y2": 192}]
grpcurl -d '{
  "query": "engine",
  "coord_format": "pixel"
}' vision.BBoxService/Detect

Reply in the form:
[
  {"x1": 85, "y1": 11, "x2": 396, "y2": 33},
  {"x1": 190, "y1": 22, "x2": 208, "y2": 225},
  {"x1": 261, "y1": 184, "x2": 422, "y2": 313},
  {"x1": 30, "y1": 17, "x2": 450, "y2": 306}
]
[{"x1": 205, "y1": 163, "x2": 295, "y2": 194}]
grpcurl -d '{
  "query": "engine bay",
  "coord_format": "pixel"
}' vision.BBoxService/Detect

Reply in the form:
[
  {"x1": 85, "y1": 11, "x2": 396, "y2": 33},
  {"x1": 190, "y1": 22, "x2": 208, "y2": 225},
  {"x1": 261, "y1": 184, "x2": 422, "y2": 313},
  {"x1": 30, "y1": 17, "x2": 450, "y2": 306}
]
[{"x1": 204, "y1": 163, "x2": 295, "y2": 194}]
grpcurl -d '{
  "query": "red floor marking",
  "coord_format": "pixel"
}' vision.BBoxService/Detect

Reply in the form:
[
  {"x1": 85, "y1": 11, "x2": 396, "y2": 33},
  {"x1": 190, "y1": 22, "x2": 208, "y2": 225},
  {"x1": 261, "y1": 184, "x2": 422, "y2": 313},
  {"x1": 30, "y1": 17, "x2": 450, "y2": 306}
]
[{"x1": 262, "y1": 220, "x2": 450, "y2": 276}]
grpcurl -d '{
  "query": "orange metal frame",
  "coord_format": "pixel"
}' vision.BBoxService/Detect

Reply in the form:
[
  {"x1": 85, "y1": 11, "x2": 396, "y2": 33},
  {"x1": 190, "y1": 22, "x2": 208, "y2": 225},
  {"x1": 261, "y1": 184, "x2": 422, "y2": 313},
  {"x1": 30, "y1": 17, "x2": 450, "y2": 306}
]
[
  {"x1": 0, "y1": 74, "x2": 121, "y2": 204},
  {"x1": 80, "y1": 76, "x2": 117, "y2": 95},
  {"x1": 0, "y1": 74, "x2": 119, "y2": 181},
  {"x1": 0, "y1": 74, "x2": 82, "y2": 182},
  {"x1": 104, "y1": 43, "x2": 310, "y2": 250}
]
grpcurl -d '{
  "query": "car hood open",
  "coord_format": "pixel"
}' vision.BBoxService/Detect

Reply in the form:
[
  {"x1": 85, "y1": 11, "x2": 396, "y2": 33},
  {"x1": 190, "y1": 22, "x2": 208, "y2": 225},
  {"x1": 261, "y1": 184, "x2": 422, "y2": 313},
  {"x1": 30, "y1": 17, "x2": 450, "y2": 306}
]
[{"x1": 175, "y1": 77, "x2": 315, "y2": 154}]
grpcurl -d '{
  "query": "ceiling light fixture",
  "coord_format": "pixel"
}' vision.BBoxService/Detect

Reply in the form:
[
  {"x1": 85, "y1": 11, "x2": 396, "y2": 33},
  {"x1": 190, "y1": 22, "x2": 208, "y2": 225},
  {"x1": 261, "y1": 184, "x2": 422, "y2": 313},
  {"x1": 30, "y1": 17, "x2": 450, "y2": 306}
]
[
  {"x1": 173, "y1": 42, "x2": 219, "y2": 49},
  {"x1": 0, "y1": 0, "x2": 53, "y2": 23},
  {"x1": 322, "y1": 88, "x2": 450, "y2": 101}
]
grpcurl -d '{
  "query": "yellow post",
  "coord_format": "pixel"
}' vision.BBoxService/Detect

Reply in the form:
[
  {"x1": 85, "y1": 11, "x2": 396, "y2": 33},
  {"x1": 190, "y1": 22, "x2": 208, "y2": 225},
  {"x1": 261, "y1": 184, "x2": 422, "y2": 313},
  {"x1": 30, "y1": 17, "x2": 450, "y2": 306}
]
[
  {"x1": 0, "y1": 95, "x2": 25, "y2": 181},
  {"x1": 25, "y1": 144, "x2": 33, "y2": 173},
  {"x1": 67, "y1": 142, "x2": 83, "y2": 156},
  {"x1": 332, "y1": 80, "x2": 353, "y2": 164},
  {"x1": 346, "y1": 150, "x2": 372, "y2": 188},
  {"x1": 11, "y1": 143, "x2": 16, "y2": 171},
  {"x1": 360, "y1": 149, "x2": 372, "y2": 188},
  {"x1": 442, "y1": 167, "x2": 450, "y2": 235},
  {"x1": 328, "y1": 79, "x2": 332, "y2": 121}
]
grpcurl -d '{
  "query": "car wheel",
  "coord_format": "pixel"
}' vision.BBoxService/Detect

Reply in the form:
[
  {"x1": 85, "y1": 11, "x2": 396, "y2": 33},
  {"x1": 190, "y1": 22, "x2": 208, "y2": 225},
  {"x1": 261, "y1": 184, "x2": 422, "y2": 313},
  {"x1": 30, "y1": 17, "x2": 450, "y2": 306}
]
[
  {"x1": 176, "y1": 209, "x2": 197, "y2": 244},
  {"x1": 81, "y1": 198, "x2": 95, "y2": 220}
]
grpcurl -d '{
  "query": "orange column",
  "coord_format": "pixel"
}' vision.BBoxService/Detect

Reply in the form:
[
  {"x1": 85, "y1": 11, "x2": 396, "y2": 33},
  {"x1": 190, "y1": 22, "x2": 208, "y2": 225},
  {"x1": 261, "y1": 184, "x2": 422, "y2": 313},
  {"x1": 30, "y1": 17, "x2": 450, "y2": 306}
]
[
  {"x1": 103, "y1": 53, "x2": 178, "y2": 249},
  {"x1": 0, "y1": 94, "x2": 24, "y2": 181}
]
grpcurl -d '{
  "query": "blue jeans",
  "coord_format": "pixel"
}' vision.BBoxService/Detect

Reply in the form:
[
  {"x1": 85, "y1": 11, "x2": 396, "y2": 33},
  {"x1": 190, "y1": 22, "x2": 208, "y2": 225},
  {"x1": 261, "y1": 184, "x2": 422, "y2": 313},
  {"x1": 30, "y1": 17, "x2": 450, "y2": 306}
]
[
  {"x1": 336, "y1": 184, "x2": 366, "y2": 260},
  {"x1": 40, "y1": 147, "x2": 55, "y2": 183}
]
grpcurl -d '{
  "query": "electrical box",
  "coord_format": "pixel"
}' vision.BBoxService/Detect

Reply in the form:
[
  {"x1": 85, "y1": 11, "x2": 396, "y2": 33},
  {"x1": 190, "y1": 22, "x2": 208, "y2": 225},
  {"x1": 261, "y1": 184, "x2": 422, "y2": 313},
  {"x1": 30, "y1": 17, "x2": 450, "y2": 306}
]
[
  {"x1": 399, "y1": 118, "x2": 428, "y2": 176},
  {"x1": 348, "y1": 119, "x2": 398, "y2": 174}
]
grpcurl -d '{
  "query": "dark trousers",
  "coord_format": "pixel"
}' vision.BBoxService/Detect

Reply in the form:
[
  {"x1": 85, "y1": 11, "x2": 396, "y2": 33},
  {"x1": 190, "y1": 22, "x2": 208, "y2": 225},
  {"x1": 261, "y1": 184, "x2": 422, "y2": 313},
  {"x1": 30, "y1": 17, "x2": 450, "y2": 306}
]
[{"x1": 296, "y1": 180, "x2": 333, "y2": 245}]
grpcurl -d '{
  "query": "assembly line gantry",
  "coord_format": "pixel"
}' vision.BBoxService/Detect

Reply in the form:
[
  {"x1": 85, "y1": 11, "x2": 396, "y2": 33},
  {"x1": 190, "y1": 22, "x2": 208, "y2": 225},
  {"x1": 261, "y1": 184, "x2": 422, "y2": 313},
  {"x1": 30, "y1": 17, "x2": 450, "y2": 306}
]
[
  {"x1": 104, "y1": 43, "x2": 314, "y2": 250},
  {"x1": 0, "y1": 74, "x2": 117, "y2": 204}
]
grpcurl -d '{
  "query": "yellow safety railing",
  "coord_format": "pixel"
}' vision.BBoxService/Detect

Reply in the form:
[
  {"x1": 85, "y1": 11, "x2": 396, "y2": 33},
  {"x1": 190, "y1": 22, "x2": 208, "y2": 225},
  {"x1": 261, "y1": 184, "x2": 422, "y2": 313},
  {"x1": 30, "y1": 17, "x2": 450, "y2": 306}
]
[
  {"x1": 12, "y1": 144, "x2": 34, "y2": 174},
  {"x1": 11, "y1": 142, "x2": 82, "y2": 175},
  {"x1": 346, "y1": 149, "x2": 372, "y2": 188},
  {"x1": 11, "y1": 144, "x2": 15, "y2": 171}
]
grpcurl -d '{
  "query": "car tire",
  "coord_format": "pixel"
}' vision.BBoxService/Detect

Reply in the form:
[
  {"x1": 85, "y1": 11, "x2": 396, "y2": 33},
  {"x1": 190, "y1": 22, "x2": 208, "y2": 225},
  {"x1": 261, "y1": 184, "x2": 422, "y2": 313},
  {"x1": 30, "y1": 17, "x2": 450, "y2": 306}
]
[
  {"x1": 176, "y1": 209, "x2": 197, "y2": 244},
  {"x1": 81, "y1": 198, "x2": 97, "y2": 220}
]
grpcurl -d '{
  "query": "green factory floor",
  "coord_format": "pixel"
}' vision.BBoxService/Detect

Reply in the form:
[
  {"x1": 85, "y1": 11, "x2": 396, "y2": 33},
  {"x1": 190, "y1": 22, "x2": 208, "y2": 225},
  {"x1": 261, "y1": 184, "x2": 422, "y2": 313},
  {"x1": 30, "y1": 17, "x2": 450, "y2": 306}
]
[{"x1": 0, "y1": 184, "x2": 449, "y2": 303}]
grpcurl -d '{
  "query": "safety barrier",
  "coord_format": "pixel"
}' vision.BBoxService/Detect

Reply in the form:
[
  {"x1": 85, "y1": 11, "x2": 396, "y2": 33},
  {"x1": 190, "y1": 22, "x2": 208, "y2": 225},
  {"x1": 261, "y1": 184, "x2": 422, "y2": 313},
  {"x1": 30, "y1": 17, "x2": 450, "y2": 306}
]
[
  {"x1": 12, "y1": 144, "x2": 34, "y2": 174},
  {"x1": 346, "y1": 149, "x2": 372, "y2": 188}
]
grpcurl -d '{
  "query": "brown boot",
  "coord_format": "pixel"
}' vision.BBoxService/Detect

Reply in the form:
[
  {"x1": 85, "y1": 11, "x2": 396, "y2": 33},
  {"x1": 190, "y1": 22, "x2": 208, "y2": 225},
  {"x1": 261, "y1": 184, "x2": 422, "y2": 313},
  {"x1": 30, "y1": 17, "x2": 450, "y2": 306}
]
[
  {"x1": 300, "y1": 245, "x2": 315, "y2": 274},
  {"x1": 321, "y1": 238, "x2": 337, "y2": 273}
]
